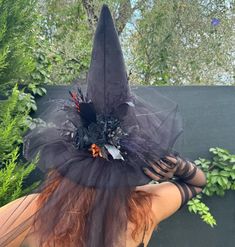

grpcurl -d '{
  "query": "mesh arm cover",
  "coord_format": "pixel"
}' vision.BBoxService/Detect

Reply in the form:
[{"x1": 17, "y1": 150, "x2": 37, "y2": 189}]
[
  {"x1": 169, "y1": 178, "x2": 204, "y2": 210},
  {"x1": 167, "y1": 151, "x2": 207, "y2": 210}
]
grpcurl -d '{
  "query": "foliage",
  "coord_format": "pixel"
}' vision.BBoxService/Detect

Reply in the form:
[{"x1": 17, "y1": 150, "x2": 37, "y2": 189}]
[
  {"x1": 29, "y1": 36, "x2": 53, "y2": 88},
  {"x1": 1, "y1": 0, "x2": 233, "y2": 90},
  {"x1": 0, "y1": 147, "x2": 40, "y2": 207},
  {"x1": 187, "y1": 194, "x2": 216, "y2": 228},
  {"x1": 187, "y1": 147, "x2": 235, "y2": 227},
  {"x1": 0, "y1": 84, "x2": 41, "y2": 206},
  {"x1": 0, "y1": 85, "x2": 37, "y2": 161},
  {"x1": 38, "y1": 0, "x2": 93, "y2": 85},
  {"x1": 196, "y1": 147, "x2": 235, "y2": 196},
  {"x1": 37, "y1": 0, "x2": 147, "y2": 85},
  {"x1": 28, "y1": 82, "x2": 47, "y2": 97},
  {"x1": 125, "y1": 0, "x2": 234, "y2": 85},
  {"x1": 123, "y1": 0, "x2": 174, "y2": 85},
  {"x1": 0, "y1": 0, "x2": 38, "y2": 94}
]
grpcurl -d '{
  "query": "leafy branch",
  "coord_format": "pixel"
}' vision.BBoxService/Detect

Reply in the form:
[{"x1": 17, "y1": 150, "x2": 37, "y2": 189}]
[
  {"x1": 0, "y1": 84, "x2": 43, "y2": 206},
  {"x1": 187, "y1": 147, "x2": 235, "y2": 227}
]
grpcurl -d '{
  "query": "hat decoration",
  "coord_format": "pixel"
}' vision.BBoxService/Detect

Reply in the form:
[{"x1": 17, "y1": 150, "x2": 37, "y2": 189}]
[{"x1": 60, "y1": 86, "x2": 128, "y2": 160}]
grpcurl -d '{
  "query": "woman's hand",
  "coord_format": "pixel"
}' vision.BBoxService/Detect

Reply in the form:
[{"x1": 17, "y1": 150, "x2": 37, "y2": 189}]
[{"x1": 142, "y1": 155, "x2": 178, "y2": 182}]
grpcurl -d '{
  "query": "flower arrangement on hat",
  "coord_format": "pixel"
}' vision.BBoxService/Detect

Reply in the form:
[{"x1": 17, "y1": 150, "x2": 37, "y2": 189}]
[{"x1": 60, "y1": 86, "x2": 128, "y2": 161}]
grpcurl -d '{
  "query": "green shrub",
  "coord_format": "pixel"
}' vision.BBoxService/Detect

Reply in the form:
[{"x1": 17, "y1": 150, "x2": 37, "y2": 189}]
[
  {"x1": 0, "y1": 85, "x2": 36, "y2": 161},
  {"x1": 187, "y1": 147, "x2": 235, "y2": 227},
  {"x1": 0, "y1": 0, "x2": 38, "y2": 94},
  {"x1": 0, "y1": 147, "x2": 40, "y2": 207},
  {"x1": 0, "y1": 84, "x2": 41, "y2": 206}
]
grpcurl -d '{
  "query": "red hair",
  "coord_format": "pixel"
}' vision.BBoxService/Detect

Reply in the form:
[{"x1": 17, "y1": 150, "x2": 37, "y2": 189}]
[{"x1": 33, "y1": 169, "x2": 157, "y2": 246}]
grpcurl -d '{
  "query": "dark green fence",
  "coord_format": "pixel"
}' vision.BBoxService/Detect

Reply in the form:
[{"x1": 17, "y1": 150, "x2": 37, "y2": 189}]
[{"x1": 22, "y1": 85, "x2": 235, "y2": 246}]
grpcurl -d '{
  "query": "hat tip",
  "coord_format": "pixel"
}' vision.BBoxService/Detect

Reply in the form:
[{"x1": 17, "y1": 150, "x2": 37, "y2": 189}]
[
  {"x1": 101, "y1": 3, "x2": 109, "y2": 9},
  {"x1": 101, "y1": 3, "x2": 111, "y2": 13}
]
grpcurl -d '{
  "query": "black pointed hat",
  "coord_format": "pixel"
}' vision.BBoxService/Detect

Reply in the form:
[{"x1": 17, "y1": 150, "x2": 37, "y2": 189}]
[
  {"x1": 22, "y1": 3, "x2": 184, "y2": 187},
  {"x1": 86, "y1": 4, "x2": 131, "y2": 115}
]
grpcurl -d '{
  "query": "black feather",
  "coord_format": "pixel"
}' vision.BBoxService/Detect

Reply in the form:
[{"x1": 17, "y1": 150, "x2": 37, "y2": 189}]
[
  {"x1": 77, "y1": 86, "x2": 85, "y2": 102},
  {"x1": 79, "y1": 102, "x2": 97, "y2": 127}
]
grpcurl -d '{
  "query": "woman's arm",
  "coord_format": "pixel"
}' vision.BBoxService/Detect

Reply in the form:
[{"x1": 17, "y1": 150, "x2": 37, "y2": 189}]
[
  {"x1": 164, "y1": 153, "x2": 207, "y2": 209},
  {"x1": 142, "y1": 153, "x2": 207, "y2": 224},
  {"x1": 0, "y1": 194, "x2": 40, "y2": 247}
]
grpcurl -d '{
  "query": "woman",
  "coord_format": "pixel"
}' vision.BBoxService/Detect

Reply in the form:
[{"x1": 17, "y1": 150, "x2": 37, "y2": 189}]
[
  {"x1": 0, "y1": 4, "x2": 207, "y2": 247},
  {"x1": 0, "y1": 155, "x2": 206, "y2": 247}
]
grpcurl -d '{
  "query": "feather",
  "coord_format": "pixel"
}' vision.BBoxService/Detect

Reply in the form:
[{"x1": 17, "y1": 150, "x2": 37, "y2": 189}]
[
  {"x1": 76, "y1": 86, "x2": 85, "y2": 102},
  {"x1": 79, "y1": 102, "x2": 97, "y2": 126}
]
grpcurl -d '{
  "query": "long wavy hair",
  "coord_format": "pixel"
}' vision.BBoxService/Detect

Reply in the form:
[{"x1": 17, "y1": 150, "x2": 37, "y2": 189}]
[{"x1": 32, "y1": 169, "x2": 158, "y2": 247}]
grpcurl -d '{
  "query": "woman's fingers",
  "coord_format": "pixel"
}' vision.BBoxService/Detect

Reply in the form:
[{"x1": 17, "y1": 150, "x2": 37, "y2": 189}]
[
  {"x1": 143, "y1": 167, "x2": 165, "y2": 181},
  {"x1": 164, "y1": 156, "x2": 178, "y2": 167},
  {"x1": 158, "y1": 160, "x2": 176, "y2": 178},
  {"x1": 147, "y1": 160, "x2": 173, "y2": 179},
  {"x1": 149, "y1": 161, "x2": 168, "y2": 176},
  {"x1": 143, "y1": 155, "x2": 180, "y2": 181},
  {"x1": 158, "y1": 159, "x2": 174, "y2": 170}
]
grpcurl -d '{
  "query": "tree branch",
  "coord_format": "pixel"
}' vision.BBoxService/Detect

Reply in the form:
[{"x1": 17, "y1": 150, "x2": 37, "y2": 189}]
[
  {"x1": 81, "y1": 0, "x2": 98, "y2": 33},
  {"x1": 81, "y1": 0, "x2": 145, "y2": 36},
  {"x1": 115, "y1": 0, "x2": 145, "y2": 35}
]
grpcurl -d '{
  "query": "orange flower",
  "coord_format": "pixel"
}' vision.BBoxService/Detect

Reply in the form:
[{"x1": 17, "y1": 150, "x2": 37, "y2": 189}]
[{"x1": 89, "y1": 144, "x2": 103, "y2": 158}]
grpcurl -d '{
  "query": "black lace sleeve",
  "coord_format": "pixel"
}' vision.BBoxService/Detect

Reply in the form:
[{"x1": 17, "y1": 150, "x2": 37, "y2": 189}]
[{"x1": 167, "y1": 154, "x2": 207, "y2": 209}]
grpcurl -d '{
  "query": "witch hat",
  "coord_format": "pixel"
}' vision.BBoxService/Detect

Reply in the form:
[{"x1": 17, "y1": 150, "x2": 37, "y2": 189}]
[
  {"x1": 21, "y1": 3, "x2": 184, "y2": 186},
  {"x1": 86, "y1": 4, "x2": 131, "y2": 115}
]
